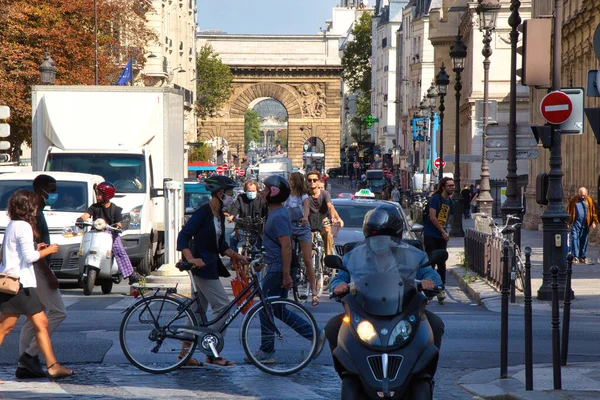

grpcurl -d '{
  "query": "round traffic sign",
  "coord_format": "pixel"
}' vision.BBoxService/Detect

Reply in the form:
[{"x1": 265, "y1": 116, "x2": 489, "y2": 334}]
[
  {"x1": 540, "y1": 91, "x2": 573, "y2": 125},
  {"x1": 237, "y1": 169, "x2": 245, "y2": 177},
  {"x1": 382, "y1": 167, "x2": 389, "y2": 173},
  {"x1": 434, "y1": 157, "x2": 447, "y2": 169},
  {"x1": 216, "y1": 166, "x2": 224, "y2": 174}
]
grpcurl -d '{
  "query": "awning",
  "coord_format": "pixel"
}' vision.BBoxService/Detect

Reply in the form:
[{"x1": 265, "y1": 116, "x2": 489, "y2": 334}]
[{"x1": 188, "y1": 161, "x2": 216, "y2": 171}]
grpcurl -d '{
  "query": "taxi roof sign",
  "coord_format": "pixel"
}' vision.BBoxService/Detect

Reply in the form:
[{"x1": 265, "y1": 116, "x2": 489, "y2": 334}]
[{"x1": 354, "y1": 189, "x2": 375, "y2": 198}]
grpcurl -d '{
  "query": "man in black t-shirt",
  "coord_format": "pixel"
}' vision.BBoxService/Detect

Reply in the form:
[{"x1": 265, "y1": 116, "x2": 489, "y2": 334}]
[
  {"x1": 78, "y1": 182, "x2": 139, "y2": 284},
  {"x1": 306, "y1": 171, "x2": 343, "y2": 256}
]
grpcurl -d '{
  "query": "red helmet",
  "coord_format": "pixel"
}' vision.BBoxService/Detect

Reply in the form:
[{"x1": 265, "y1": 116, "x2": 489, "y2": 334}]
[{"x1": 95, "y1": 182, "x2": 116, "y2": 201}]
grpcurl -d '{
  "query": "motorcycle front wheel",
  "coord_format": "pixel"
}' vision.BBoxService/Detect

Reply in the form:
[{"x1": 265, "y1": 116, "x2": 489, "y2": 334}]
[
  {"x1": 410, "y1": 378, "x2": 433, "y2": 400},
  {"x1": 340, "y1": 376, "x2": 368, "y2": 400},
  {"x1": 83, "y1": 268, "x2": 97, "y2": 296}
]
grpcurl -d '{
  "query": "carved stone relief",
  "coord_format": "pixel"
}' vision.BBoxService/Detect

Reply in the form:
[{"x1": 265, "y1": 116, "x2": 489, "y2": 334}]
[{"x1": 291, "y1": 83, "x2": 327, "y2": 118}]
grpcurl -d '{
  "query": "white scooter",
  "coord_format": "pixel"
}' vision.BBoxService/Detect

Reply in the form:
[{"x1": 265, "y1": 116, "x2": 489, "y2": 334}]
[{"x1": 64, "y1": 218, "x2": 121, "y2": 296}]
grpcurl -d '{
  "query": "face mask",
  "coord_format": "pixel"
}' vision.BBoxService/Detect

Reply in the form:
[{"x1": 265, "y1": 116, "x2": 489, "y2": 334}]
[
  {"x1": 221, "y1": 194, "x2": 234, "y2": 208},
  {"x1": 246, "y1": 191, "x2": 257, "y2": 200},
  {"x1": 44, "y1": 190, "x2": 59, "y2": 206}
]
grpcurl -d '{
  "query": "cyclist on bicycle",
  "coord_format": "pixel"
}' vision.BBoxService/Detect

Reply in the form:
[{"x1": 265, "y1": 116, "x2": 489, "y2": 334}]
[
  {"x1": 326, "y1": 203, "x2": 445, "y2": 377},
  {"x1": 306, "y1": 170, "x2": 343, "y2": 256},
  {"x1": 256, "y1": 175, "x2": 325, "y2": 363},
  {"x1": 226, "y1": 180, "x2": 266, "y2": 252},
  {"x1": 285, "y1": 172, "x2": 318, "y2": 306},
  {"x1": 176, "y1": 175, "x2": 248, "y2": 367}
]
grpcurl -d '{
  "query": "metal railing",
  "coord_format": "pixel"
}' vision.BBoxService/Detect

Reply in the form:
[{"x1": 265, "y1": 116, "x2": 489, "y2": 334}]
[{"x1": 465, "y1": 228, "x2": 505, "y2": 289}]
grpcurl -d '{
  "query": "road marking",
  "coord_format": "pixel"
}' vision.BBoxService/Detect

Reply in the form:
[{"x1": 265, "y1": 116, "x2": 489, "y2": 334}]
[{"x1": 106, "y1": 297, "x2": 136, "y2": 310}]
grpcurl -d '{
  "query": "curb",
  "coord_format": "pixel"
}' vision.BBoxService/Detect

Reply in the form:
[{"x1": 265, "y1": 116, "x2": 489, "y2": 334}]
[{"x1": 447, "y1": 265, "x2": 500, "y2": 309}]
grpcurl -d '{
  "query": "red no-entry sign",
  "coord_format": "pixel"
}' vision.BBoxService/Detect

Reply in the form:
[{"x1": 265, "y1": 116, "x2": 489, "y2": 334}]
[
  {"x1": 237, "y1": 169, "x2": 245, "y2": 176},
  {"x1": 216, "y1": 166, "x2": 224, "y2": 175},
  {"x1": 434, "y1": 157, "x2": 447, "y2": 169},
  {"x1": 540, "y1": 91, "x2": 573, "y2": 125}
]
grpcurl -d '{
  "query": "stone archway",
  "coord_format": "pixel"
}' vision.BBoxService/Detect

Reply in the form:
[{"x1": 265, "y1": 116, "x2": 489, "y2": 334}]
[{"x1": 198, "y1": 66, "x2": 342, "y2": 170}]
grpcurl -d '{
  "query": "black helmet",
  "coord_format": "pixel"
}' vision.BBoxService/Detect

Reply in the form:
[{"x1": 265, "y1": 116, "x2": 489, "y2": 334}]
[
  {"x1": 363, "y1": 203, "x2": 404, "y2": 238},
  {"x1": 205, "y1": 175, "x2": 238, "y2": 193},
  {"x1": 263, "y1": 175, "x2": 290, "y2": 204}
]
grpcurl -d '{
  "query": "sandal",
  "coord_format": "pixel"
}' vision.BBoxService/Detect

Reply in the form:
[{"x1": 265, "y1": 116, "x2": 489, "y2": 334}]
[
  {"x1": 312, "y1": 294, "x2": 320, "y2": 306},
  {"x1": 205, "y1": 355, "x2": 236, "y2": 367},
  {"x1": 178, "y1": 355, "x2": 203, "y2": 368},
  {"x1": 47, "y1": 362, "x2": 75, "y2": 381}
]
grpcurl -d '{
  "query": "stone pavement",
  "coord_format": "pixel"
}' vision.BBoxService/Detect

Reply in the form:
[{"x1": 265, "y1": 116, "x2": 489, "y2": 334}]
[{"x1": 445, "y1": 218, "x2": 600, "y2": 399}]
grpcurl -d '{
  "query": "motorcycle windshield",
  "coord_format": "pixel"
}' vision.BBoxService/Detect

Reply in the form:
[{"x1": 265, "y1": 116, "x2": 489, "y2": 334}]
[{"x1": 344, "y1": 236, "x2": 427, "y2": 316}]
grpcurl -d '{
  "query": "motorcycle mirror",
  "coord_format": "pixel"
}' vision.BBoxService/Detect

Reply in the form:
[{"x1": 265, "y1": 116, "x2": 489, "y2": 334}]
[
  {"x1": 426, "y1": 249, "x2": 449, "y2": 267},
  {"x1": 324, "y1": 255, "x2": 347, "y2": 271},
  {"x1": 411, "y1": 223, "x2": 424, "y2": 233},
  {"x1": 343, "y1": 242, "x2": 358, "y2": 254}
]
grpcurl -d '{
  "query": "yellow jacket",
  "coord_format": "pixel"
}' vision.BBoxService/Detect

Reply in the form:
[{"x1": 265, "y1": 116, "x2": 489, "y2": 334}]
[{"x1": 567, "y1": 195, "x2": 598, "y2": 228}]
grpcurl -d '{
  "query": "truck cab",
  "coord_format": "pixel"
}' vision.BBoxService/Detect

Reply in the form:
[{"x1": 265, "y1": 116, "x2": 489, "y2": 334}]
[
  {"x1": 366, "y1": 170, "x2": 385, "y2": 198},
  {"x1": 0, "y1": 172, "x2": 104, "y2": 280}
]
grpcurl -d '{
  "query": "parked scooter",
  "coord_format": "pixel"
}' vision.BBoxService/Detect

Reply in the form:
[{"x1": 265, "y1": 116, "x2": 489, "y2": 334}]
[
  {"x1": 64, "y1": 218, "x2": 121, "y2": 295},
  {"x1": 325, "y1": 249, "x2": 447, "y2": 400}
]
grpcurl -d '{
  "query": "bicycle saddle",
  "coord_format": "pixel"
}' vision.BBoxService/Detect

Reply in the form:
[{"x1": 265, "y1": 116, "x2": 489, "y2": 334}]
[
  {"x1": 176, "y1": 261, "x2": 194, "y2": 271},
  {"x1": 502, "y1": 226, "x2": 515, "y2": 234}
]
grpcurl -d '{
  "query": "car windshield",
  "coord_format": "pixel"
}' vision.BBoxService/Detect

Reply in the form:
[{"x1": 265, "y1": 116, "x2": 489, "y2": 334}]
[
  {"x1": 0, "y1": 180, "x2": 88, "y2": 212},
  {"x1": 335, "y1": 202, "x2": 408, "y2": 230},
  {"x1": 184, "y1": 183, "x2": 211, "y2": 214},
  {"x1": 46, "y1": 154, "x2": 146, "y2": 194}
]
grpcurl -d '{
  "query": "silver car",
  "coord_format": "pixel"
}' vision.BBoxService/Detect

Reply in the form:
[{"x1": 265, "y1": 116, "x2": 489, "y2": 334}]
[{"x1": 332, "y1": 198, "x2": 424, "y2": 256}]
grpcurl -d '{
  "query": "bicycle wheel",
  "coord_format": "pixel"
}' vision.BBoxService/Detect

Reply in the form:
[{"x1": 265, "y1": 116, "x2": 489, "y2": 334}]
[
  {"x1": 514, "y1": 256, "x2": 525, "y2": 292},
  {"x1": 240, "y1": 298, "x2": 318, "y2": 376},
  {"x1": 293, "y1": 262, "x2": 310, "y2": 304},
  {"x1": 313, "y1": 249, "x2": 324, "y2": 297},
  {"x1": 119, "y1": 295, "x2": 199, "y2": 374}
]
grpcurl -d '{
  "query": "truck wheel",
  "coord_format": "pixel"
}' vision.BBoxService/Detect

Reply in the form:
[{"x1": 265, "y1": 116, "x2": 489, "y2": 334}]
[
  {"x1": 101, "y1": 280, "x2": 113, "y2": 294},
  {"x1": 83, "y1": 269, "x2": 97, "y2": 296},
  {"x1": 137, "y1": 246, "x2": 152, "y2": 276}
]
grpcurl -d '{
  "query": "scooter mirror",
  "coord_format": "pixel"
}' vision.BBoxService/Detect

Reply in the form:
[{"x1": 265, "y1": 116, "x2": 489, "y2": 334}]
[
  {"x1": 427, "y1": 249, "x2": 449, "y2": 267},
  {"x1": 411, "y1": 223, "x2": 424, "y2": 233},
  {"x1": 324, "y1": 255, "x2": 347, "y2": 271}
]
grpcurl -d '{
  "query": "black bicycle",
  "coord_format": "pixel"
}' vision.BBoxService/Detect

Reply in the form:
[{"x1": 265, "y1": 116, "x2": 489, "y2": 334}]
[{"x1": 119, "y1": 251, "x2": 319, "y2": 376}]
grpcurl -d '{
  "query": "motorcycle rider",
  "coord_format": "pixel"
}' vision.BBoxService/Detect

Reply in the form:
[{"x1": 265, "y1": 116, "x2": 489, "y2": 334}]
[
  {"x1": 325, "y1": 203, "x2": 445, "y2": 377},
  {"x1": 77, "y1": 182, "x2": 140, "y2": 285}
]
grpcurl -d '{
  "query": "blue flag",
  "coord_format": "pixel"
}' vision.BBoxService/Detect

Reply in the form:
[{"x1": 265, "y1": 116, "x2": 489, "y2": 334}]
[{"x1": 115, "y1": 60, "x2": 132, "y2": 85}]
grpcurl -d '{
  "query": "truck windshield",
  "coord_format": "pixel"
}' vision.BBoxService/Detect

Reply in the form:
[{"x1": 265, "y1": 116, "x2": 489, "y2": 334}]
[
  {"x1": 370, "y1": 179, "x2": 384, "y2": 188},
  {"x1": 46, "y1": 154, "x2": 146, "y2": 194},
  {"x1": 0, "y1": 180, "x2": 88, "y2": 212}
]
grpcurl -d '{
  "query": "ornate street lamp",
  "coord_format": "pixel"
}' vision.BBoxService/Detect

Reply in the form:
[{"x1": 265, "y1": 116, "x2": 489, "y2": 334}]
[
  {"x1": 426, "y1": 83, "x2": 439, "y2": 192},
  {"x1": 435, "y1": 65, "x2": 449, "y2": 177},
  {"x1": 449, "y1": 35, "x2": 467, "y2": 238},
  {"x1": 475, "y1": 0, "x2": 501, "y2": 217},
  {"x1": 420, "y1": 96, "x2": 430, "y2": 193},
  {"x1": 39, "y1": 50, "x2": 57, "y2": 85}
]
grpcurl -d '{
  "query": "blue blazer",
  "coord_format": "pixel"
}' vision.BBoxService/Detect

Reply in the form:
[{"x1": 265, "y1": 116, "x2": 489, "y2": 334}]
[{"x1": 177, "y1": 203, "x2": 231, "y2": 280}]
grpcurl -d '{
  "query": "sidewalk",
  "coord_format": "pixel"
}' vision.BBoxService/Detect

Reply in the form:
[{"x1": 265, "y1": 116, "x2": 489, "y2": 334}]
[{"x1": 446, "y1": 218, "x2": 600, "y2": 399}]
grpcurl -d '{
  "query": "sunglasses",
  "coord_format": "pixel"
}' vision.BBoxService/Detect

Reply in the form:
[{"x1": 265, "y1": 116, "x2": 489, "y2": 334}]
[{"x1": 307, "y1": 179, "x2": 319, "y2": 182}]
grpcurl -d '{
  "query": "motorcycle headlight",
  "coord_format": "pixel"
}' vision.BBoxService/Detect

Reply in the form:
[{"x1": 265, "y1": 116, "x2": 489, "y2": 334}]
[
  {"x1": 62, "y1": 226, "x2": 84, "y2": 238},
  {"x1": 351, "y1": 312, "x2": 381, "y2": 346},
  {"x1": 123, "y1": 205, "x2": 143, "y2": 230},
  {"x1": 94, "y1": 218, "x2": 107, "y2": 231},
  {"x1": 388, "y1": 317, "x2": 415, "y2": 347}
]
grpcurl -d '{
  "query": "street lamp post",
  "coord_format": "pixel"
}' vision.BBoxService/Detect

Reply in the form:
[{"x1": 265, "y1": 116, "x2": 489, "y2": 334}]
[
  {"x1": 475, "y1": 0, "x2": 501, "y2": 217},
  {"x1": 501, "y1": 0, "x2": 524, "y2": 248},
  {"x1": 449, "y1": 35, "x2": 467, "y2": 238},
  {"x1": 427, "y1": 83, "x2": 439, "y2": 193},
  {"x1": 435, "y1": 65, "x2": 449, "y2": 178},
  {"x1": 419, "y1": 97, "x2": 430, "y2": 193},
  {"x1": 39, "y1": 50, "x2": 57, "y2": 85}
]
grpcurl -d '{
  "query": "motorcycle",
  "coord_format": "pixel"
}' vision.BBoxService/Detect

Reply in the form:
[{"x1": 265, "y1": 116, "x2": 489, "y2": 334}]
[
  {"x1": 325, "y1": 248, "x2": 447, "y2": 400},
  {"x1": 64, "y1": 218, "x2": 121, "y2": 296}
]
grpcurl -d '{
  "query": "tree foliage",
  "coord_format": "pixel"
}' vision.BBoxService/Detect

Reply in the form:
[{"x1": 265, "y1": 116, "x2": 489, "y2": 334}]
[
  {"x1": 196, "y1": 44, "x2": 233, "y2": 121},
  {"x1": 0, "y1": 0, "x2": 156, "y2": 159},
  {"x1": 275, "y1": 129, "x2": 288, "y2": 151},
  {"x1": 341, "y1": 13, "x2": 372, "y2": 95},
  {"x1": 350, "y1": 94, "x2": 371, "y2": 143},
  {"x1": 244, "y1": 109, "x2": 260, "y2": 152},
  {"x1": 188, "y1": 142, "x2": 213, "y2": 162}
]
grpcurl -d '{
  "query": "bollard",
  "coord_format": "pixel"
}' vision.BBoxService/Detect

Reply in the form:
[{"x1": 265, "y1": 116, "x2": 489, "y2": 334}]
[
  {"x1": 523, "y1": 247, "x2": 533, "y2": 391},
  {"x1": 561, "y1": 254, "x2": 574, "y2": 366},
  {"x1": 551, "y1": 265, "x2": 562, "y2": 390},
  {"x1": 510, "y1": 244, "x2": 517, "y2": 304},
  {"x1": 500, "y1": 241, "x2": 510, "y2": 378}
]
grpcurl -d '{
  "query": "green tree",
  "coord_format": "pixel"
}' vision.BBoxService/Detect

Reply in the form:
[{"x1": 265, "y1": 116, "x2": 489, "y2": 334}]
[
  {"x1": 350, "y1": 94, "x2": 371, "y2": 143},
  {"x1": 244, "y1": 109, "x2": 260, "y2": 152},
  {"x1": 196, "y1": 44, "x2": 233, "y2": 121},
  {"x1": 341, "y1": 13, "x2": 372, "y2": 95},
  {"x1": 188, "y1": 142, "x2": 213, "y2": 162},
  {"x1": 275, "y1": 128, "x2": 288, "y2": 151}
]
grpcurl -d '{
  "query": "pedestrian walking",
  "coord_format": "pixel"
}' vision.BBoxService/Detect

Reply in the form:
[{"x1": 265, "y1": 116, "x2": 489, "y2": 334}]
[
  {"x1": 460, "y1": 185, "x2": 471, "y2": 219},
  {"x1": 470, "y1": 184, "x2": 480, "y2": 214},
  {"x1": 567, "y1": 187, "x2": 598, "y2": 264},
  {"x1": 17, "y1": 175, "x2": 68, "y2": 379},
  {"x1": 391, "y1": 186, "x2": 400, "y2": 203},
  {"x1": 423, "y1": 177, "x2": 455, "y2": 303},
  {"x1": 0, "y1": 190, "x2": 75, "y2": 382}
]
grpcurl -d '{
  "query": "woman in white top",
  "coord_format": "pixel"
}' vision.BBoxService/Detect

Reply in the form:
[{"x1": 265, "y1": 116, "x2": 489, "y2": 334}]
[
  {"x1": 0, "y1": 190, "x2": 74, "y2": 381},
  {"x1": 284, "y1": 172, "x2": 318, "y2": 306}
]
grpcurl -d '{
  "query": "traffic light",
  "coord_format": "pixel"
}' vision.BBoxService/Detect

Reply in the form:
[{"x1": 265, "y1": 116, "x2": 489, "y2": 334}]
[
  {"x1": 311, "y1": 137, "x2": 317, "y2": 146},
  {"x1": 516, "y1": 19, "x2": 551, "y2": 87}
]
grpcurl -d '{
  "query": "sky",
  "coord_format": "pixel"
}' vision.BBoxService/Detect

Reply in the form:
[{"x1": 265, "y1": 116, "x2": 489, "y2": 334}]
[{"x1": 197, "y1": 0, "x2": 340, "y2": 35}]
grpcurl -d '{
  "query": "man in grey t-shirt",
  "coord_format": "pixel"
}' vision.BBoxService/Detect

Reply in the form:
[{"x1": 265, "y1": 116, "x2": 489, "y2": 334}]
[{"x1": 306, "y1": 171, "x2": 342, "y2": 256}]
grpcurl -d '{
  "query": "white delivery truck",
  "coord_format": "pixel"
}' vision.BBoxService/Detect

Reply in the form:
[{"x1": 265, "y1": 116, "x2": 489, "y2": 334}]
[
  {"x1": 258, "y1": 157, "x2": 292, "y2": 181},
  {"x1": 31, "y1": 86, "x2": 185, "y2": 275},
  {"x1": 0, "y1": 172, "x2": 104, "y2": 280}
]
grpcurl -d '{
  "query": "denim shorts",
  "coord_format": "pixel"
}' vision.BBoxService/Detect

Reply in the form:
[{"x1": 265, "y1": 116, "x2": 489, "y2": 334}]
[{"x1": 292, "y1": 224, "x2": 312, "y2": 243}]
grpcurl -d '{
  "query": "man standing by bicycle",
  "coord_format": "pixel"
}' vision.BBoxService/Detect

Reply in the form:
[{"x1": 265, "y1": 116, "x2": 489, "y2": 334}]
[
  {"x1": 306, "y1": 171, "x2": 343, "y2": 256},
  {"x1": 423, "y1": 177, "x2": 455, "y2": 303}
]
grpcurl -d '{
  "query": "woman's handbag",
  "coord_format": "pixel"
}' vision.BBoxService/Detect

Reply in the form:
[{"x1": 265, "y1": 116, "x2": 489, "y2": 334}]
[
  {"x1": 230, "y1": 258, "x2": 254, "y2": 314},
  {"x1": 0, "y1": 273, "x2": 20, "y2": 295}
]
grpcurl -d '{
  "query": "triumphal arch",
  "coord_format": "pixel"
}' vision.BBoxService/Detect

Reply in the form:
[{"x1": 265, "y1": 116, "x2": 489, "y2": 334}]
[{"x1": 196, "y1": 33, "x2": 343, "y2": 170}]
